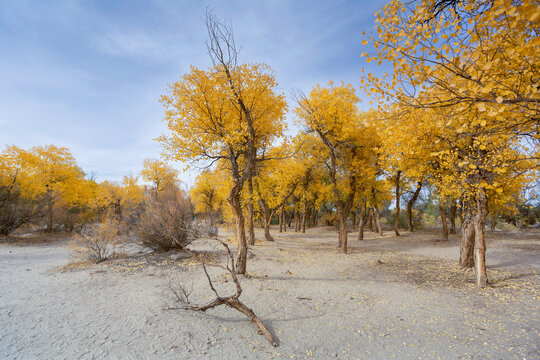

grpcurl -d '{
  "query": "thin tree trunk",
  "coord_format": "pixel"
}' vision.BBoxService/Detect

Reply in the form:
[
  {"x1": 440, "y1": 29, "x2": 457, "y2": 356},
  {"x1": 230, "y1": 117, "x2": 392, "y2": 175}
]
[
  {"x1": 279, "y1": 205, "x2": 284, "y2": 233},
  {"x1": 247, "y1": 179, "x2": 255, "y2": 246},
  {"x1": 459, "y1": 199, "x2": 464, "y2": 227},
  {"x1": 312, "y1": 208, "x2": 318, "y2": 226},
  {"x1": 439, "y1": 204, "x2": 449, "y2": 241},
  {"x1": 449, "y1": 200, "x2": 457, "y2": 234},
  {"x1": 407, "y1": 181, "x2": 422, "y2": 232},
  {"x1": 368, "y1": 209, "x2": 374, "y2": 232},
  {"x1": 287, "y1": 209, "x2": 293, "y2": 228},
  {"x1": 460, "y1": 205, "x2": 475, "y2": 268},
  {"x1": 295, "y1": 209, "x2": 300, "y2": 232},
  {"x1": 490, "y1": 213, "x2": 497, "y2": 232},
  {"x1": 263, "y1": 209, "x2": 274, "y2": 242},
  {"x1": 352, "y1": 209, "x2": 357, "y2": 230},
  {"x1": 338, "y1": 211, "x2": 349, "y2": 253},
  {"x1": 474, "y1": 190, "x2": 489, "y2": 287},
  {"x1": 394, "y1": 170, "x2": 401, "y2": 236},
  {"x1": 374, "y1": 205, "x2": 383, "y2": 236},
  {"x1": 302, "y1": 201, "x2": 307, "y2": 233},
  {"x1": 358, "y1": 198, "x2": 367, "y2": 241}
]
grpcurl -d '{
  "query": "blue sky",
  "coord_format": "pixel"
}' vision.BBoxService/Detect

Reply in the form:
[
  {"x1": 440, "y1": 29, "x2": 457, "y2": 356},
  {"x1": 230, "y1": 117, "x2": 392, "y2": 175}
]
[{"x1": 0, "y1": 0, "x2": 387, "y2": 186}]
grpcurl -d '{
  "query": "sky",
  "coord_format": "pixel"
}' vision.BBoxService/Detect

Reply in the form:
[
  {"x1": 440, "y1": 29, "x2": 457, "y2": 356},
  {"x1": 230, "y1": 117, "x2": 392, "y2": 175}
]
[{"x1": 0, "y1": 0, "x2": 388, "y2": 186}]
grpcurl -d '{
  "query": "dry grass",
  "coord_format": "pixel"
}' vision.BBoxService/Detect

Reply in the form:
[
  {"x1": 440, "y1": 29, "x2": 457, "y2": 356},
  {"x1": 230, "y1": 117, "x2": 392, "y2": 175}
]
[
  {"x1": 55, "y1": 249, "x2": 220, "y2": 273},
  {"x1": 0, "y1": 231, "x2": 70, "y2": 246}
]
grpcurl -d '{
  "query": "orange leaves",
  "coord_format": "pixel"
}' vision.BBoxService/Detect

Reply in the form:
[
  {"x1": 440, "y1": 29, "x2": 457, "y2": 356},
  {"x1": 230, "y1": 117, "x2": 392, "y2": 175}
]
[
  {"x1": 140, "y1": 158, "x2": 179, "y2": 191},
  {"x1": 361, "y1": 0, "x2": 540, "y2": 135},
  {"x1": 159, "y1": 63, "x2": 287, "y2": 165}
]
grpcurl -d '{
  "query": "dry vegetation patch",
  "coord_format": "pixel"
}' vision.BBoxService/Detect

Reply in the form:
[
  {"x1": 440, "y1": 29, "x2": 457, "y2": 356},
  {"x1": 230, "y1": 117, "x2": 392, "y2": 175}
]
[{"x1": 56, "y1": 249, "x2": 220, "y2": 273}]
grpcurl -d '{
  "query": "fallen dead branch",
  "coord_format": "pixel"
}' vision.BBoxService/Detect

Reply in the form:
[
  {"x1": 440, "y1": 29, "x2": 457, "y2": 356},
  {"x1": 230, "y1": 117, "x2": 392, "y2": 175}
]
[{"x1": 167, "y1": 240, "x2": 277, "y2": 346}]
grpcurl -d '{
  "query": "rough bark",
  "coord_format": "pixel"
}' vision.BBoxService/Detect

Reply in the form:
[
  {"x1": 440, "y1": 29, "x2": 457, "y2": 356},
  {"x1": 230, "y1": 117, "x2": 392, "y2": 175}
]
[
  {"x1": 407, "y1": 181, "x2": 422, "y2": 232},
  {"x1": 228, "y1": 186, "x2": 248, "y2": 274},
  {"x1": 368, "y1": 209, "x2": 374, "y2": 232},
  {"x1": 474, "y1": 190, "x2": 489, "y2": 288},
  {"x1": 459, "y1": 205, "x2": 475, "y2": 268}
]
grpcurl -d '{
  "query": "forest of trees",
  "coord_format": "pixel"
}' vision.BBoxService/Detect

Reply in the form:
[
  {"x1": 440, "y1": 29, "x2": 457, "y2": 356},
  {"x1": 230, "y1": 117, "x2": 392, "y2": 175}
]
[{"x1": 1, "y1": 1, "x2": 538, "y2": 290}]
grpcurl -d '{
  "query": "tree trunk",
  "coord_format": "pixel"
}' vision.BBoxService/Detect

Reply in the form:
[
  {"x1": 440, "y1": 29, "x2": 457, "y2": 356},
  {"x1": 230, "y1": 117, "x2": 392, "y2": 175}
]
[
  {"x1": 490, "y1": 213, "x2": 497, "y2": 232},
  {"x1": 263, "y1": 210, "x2": 274, "y2": 242},
  {"x1": 312, "y1": 208, "x2": 318, "y2": 226},
  {"x1": 474, "y1": 191, "x2": 489, "y2": 287},
  {"x1": 351, "y1": 209, "x2": 357, "y2": 230},
  {"x1": 459, "y1": 206, "x2": 475, "y2": 268},
  {"x1": 439, "y1": 204, "x2": 449, "y2": 241},
  {"x1": 228, "y1": 190, "x2": 247, "y2": 275},
  {"x1": 358, "y1": 198, "x2": 367, "y2": 241},
  {"x1": 338, "y1": 212, "x2": 348, "y2": 253},
  {"x1": 368, "y1": 209, "x2": 374, "y2": 232},
  {"x1": 279, "y1": 205, "x2": 284, "y2": 233},
  {"x1": 302, "y1": 201, "x2": 307, "y2": 233},
  {"x1": 247, "y1": 179, "x2": 256, "y2": 246},
  {"x1": 449, "y1": 200, "x2": 457, "y2": 234},
  {"x1": 374, "y1": 206, "x2": 383, "y2": 236},
  {"x1": 295, "y1": 209, "x2": 300, "y2": 232},
  {"x1": 394, "y1": 170, "x2": 401, "y2": 236},
  {"x1": 407, "y1": 181, "x2": 422, "y2": 232},
  {"x1": 287, "y1": 209, "x2": 293, "y2": 228},
  {"x1": 459, "y1": 199, "x2": 464, "y2": 226}
]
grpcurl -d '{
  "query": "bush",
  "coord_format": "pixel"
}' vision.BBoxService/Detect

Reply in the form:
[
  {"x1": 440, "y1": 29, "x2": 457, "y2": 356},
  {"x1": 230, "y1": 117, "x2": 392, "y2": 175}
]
[
  {"x1": 321, "y1": 212, "x2": 339, "y2": 227},
  {"x1": 0, "y1": 186, "x2": 38, "y2": 236},
  {"x1": 138, "y1": 184, "x2": 199, "y2": 251},
  {"x1": 70, "y1": 219, "x2": 119, "y2": 262}
]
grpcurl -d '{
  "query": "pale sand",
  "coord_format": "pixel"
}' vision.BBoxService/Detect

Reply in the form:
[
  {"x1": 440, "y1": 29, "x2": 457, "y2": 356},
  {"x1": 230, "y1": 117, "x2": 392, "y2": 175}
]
[{"x1": 1, "y1": 227, "x2": 538, "y2": 359}]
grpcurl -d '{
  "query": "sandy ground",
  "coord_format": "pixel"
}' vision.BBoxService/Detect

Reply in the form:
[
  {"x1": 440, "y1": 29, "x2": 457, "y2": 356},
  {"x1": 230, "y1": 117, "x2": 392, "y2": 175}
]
[{"x1": 0, "y1": 227, "x2": 539, "y2": 360}]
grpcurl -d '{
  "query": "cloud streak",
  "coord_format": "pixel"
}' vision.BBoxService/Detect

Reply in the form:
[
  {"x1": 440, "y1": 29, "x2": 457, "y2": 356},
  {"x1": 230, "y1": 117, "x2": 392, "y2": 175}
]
[{"x1": 0, "y1": 0, "x2": 387, "y2": 183}]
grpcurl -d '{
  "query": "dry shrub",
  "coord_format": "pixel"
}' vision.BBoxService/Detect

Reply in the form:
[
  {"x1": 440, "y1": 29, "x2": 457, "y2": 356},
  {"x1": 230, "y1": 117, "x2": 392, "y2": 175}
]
[
  {"x1": 70, "y1": 219, "x2": 119, "y2": 263},
  {"x1": 0, "y1": 187, "x2": 38, "y2": 236},
  {"x1": 138, "y1": 184, "x2": 200, "y2": 251}
]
